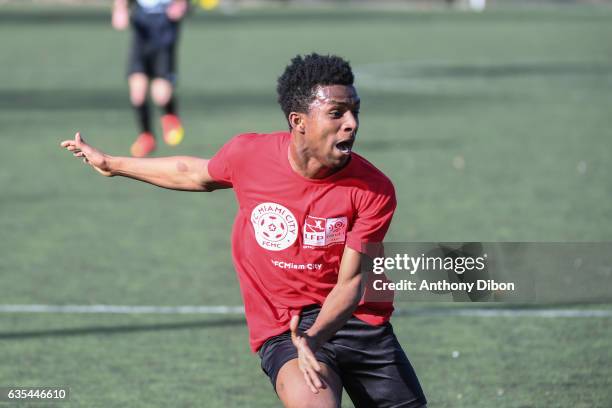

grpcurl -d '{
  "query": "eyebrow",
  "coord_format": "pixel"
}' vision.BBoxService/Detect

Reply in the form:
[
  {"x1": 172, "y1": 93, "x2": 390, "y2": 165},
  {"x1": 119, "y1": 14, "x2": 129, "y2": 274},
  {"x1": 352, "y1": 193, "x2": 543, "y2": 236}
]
[{"x1": 328, "y1": 98, "x2": 361, "y2": 107}]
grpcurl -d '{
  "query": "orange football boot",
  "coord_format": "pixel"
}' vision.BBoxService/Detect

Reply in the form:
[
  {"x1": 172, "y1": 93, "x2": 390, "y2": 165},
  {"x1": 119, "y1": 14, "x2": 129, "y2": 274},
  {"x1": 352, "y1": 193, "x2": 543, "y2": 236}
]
[
  {"x1": 161, "y1": 114, "x2": 184, "y2": 146},
  {"x1": 130, "y1": 132, "x2": 156, "y2": 157}
]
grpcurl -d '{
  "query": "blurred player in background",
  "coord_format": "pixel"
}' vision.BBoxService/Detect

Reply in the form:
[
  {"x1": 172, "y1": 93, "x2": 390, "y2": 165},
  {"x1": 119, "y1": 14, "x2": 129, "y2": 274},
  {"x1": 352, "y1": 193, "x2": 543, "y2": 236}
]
[{"x1": 112, "y1": 0, "x2": 188, "y2": 157}]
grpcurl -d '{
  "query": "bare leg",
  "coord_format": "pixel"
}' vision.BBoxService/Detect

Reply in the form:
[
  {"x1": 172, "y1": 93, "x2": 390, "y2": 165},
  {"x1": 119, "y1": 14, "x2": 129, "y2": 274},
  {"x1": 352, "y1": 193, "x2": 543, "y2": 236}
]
[
  {"x1": 276, "y1": 359, "x2": 342, "y2": 408},
  {"x1": 128, "y1": 73, "x2": 151, "y2": 133},
  {"x1": 151, "y1": 78, "x2": 173, "y2": 107},
  {"x1": 129, "y1": 73, "x2": 149, "y2": 107},
  {"x1": 128, "y1": 73, "x2": 156, "y2": 156},
  {"x1": 152, "y1": 77, "x2": 183, "y2": 145}
]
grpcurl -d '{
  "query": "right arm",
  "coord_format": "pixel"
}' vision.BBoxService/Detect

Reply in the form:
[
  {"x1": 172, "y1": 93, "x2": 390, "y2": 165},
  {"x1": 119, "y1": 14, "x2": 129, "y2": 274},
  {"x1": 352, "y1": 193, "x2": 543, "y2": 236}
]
[{"x1": 60, "y1": 132, "x2": 229, "y2": 192}]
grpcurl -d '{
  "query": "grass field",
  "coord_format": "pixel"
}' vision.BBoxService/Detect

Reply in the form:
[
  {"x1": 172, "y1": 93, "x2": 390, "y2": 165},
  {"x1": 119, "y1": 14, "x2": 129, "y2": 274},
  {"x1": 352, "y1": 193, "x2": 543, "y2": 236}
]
[{"x1": 1, "y1": 3, "x2": 611, "y2": 407}]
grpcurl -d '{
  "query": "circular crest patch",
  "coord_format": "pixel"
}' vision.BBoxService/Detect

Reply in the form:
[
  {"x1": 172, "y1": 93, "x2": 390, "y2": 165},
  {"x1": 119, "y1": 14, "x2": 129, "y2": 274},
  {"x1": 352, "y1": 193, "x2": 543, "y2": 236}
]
[{"x1": 250, "y1": 202, "x2": 298, "y2": 251}]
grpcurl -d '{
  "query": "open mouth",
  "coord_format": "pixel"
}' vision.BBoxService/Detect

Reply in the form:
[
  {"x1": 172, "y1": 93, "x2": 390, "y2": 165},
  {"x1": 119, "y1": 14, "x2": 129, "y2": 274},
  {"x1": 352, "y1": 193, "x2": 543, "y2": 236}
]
[{"x1": 335, "y1": 139, "x2": 354, "y2": 155}]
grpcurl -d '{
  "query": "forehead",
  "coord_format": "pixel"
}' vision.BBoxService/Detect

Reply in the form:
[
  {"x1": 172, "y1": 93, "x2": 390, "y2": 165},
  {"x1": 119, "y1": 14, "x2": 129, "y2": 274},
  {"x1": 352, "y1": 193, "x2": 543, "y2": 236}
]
[{"x1": 312, "y1": 85, "x2": 360, "y2": 106}]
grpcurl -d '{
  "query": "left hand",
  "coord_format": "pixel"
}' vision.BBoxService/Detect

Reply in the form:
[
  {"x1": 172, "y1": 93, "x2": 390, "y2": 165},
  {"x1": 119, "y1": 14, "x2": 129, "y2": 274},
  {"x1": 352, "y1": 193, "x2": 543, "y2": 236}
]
[
  {"x1": 167, "y1": 0, "x2": 188, "y2": 21},
  {"x1": 290, "y1": 315, "x2": 325, "y2": 394},
  {"x1": 60, "y1": 132, "x2": 113, "y2": 177}
]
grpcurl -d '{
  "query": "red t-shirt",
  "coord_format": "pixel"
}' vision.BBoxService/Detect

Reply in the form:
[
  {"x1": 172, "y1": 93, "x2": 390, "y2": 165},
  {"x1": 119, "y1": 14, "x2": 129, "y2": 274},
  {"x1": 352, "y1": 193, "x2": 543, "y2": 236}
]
[{"x1": 208, "y1": 131, "x2": 396, "y2": 351}]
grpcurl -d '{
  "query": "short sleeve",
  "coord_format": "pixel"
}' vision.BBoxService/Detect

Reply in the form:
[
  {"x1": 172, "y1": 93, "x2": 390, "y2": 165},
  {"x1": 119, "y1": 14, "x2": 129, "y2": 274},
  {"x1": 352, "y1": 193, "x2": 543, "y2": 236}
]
[
  {"x1": 207, "y1": 136, "x2": 241, "y2": 185},
  {"x1": 345, "y1": 184, "x2": 396, "y2": 258}
]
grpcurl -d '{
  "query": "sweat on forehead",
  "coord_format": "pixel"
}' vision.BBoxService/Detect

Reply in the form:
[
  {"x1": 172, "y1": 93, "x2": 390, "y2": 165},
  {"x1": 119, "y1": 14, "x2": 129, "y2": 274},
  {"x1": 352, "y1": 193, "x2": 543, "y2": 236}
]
[{"x1": 309, "y1": 85, "x2": 359, "y2": 107}]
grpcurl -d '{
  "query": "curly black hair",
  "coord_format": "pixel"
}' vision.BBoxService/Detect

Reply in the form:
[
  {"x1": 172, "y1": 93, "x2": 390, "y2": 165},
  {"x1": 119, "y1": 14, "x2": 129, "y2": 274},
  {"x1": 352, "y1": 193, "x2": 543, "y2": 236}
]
[{"x1": 277, "y1": 53, "x2": 354, "y2": 123}]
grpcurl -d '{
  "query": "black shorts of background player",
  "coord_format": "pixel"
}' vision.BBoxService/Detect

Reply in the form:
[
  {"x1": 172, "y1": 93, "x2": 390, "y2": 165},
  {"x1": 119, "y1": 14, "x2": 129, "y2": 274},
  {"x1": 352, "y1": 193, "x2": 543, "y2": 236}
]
[{"x1": 112, "y1": 0, "x2": 188, "y2": 157}]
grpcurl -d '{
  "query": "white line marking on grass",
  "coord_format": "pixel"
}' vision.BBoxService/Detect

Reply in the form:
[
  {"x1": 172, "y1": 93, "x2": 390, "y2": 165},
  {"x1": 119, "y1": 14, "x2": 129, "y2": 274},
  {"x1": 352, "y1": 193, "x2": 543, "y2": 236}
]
[
  {"x1": 354, "y1": 60, "x2": 473, "y2": 92},
  {"x1": 0, "y1": 304, "x2": 245, "y2": 315},
  {"x1": 398, "y1": 308, "x2": 612, "y2": 318},
  {"x1": 353, "y1": 59, "x2": 612, "y2": 92},
  {"x1": 0, "y1": 304, "x2": 611, "y2": 317}
]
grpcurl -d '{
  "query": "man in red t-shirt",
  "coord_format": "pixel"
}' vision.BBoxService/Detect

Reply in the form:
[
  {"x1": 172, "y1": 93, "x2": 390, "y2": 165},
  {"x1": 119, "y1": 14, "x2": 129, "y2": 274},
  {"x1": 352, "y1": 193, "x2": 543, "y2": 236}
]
[{"x1": 61, "y1": 54, "x2": 426, "y2": 408}]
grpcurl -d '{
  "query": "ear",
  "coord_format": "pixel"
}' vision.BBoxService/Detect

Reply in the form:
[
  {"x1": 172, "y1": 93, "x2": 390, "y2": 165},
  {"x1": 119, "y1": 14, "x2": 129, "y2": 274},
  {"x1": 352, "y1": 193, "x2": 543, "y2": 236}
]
[{"x1": 288, "y1": 112, "x2": 306, "y2": 134}]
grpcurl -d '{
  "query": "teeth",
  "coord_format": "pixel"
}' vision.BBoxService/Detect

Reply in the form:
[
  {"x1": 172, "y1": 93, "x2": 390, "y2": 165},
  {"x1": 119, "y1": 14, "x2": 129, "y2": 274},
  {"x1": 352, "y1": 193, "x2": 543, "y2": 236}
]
[{"x1": 336, "y1": 141, "x2": 352, "y2": 153}]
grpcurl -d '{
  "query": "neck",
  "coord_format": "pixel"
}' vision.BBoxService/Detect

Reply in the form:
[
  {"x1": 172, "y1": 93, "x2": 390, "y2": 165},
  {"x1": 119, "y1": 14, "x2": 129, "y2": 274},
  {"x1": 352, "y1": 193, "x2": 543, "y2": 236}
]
[{"x1": 288, "y1": 135, "x2": 337, "y2": 179}]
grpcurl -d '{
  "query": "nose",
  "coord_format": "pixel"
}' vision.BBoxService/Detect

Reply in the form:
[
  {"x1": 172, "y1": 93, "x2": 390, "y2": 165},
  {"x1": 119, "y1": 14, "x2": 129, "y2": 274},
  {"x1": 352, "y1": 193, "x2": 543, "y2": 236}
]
[{"x1": 342, "y1": 111, "x2": 358, "y2": 134}]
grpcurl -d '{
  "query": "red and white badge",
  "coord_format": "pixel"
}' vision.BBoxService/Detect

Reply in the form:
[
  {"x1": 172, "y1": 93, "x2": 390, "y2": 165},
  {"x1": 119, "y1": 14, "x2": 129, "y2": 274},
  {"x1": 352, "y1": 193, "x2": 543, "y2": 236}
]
[{"x1": 303, "y1": 215, "x2": 348, "y2": 247}]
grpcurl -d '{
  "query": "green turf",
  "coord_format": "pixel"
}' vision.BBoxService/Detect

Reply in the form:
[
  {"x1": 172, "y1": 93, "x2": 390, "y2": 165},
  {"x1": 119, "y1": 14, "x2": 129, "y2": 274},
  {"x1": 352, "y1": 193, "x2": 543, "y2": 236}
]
[
  {"x1": 1, "y1": 312, "x2": 611, "y2": 407},
  {"x1": 1, "y1": 3, "x2": 611, "y2": 407}
]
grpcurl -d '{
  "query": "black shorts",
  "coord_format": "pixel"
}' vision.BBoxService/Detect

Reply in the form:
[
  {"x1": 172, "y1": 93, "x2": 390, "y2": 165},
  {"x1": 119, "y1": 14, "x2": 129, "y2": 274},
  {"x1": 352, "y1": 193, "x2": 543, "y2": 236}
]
[
  {"x1": 258, "y1": 307, "x2": 427, "y2": 408},
  {"x1": 127, "y1": 9, "x2": 179, "y2": 82}
]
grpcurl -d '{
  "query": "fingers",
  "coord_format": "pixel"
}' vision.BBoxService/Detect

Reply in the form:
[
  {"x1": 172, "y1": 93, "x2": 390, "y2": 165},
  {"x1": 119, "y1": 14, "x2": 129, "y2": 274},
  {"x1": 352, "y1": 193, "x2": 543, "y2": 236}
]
[
  {"x1": 294, "y1": 338, "x2": 324, "y2": 393},
  {"x1": 300, "y1": 357, "x2": 325, "y2": 393},
  {"x1": 306, "y1": 366, "x2": 324, "y2": 390},
  {"x1": 289, "y1": 314, "x2": 325, "y2": 393},
  {"x1": 306, "y1": 351, "x2": 322, "y2": 373},
  {"x1": 61, "y1": 131, "x2": 83, "y2": 149},
  {"x1": 299, "y1": 345, "x2": 322, "y2": 377},
  {"x1": 303, "y1": 371, "x2": 318, "y2": 394}
]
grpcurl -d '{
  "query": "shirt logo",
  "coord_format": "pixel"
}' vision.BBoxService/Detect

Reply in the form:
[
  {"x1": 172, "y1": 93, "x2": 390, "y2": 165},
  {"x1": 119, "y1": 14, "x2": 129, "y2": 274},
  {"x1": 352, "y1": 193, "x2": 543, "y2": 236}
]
[
  {"x1": 303, "y1": 215, "x2": 348, "y2": 247},
  {"x1": 251, "y1": 202, "x2": 298, "y2": 251}
]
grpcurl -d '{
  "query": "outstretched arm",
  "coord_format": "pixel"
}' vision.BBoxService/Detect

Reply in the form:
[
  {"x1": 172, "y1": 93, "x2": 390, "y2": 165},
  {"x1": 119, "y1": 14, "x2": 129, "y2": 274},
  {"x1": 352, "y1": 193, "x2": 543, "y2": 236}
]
[
  {"x1": 60, "y1": 132, "x2": 229, "y2": 192},
  {"x1": 290, "y1": 246, "x2": 364, "y2": 393}
]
